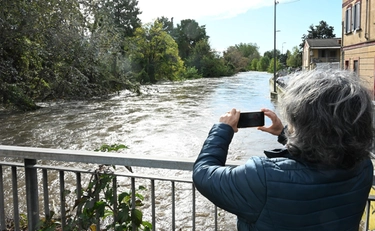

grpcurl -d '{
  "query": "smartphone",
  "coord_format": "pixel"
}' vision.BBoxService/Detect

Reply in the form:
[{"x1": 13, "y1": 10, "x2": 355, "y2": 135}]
[{"x1": 237, "y1": 111, "x2": 265, "y2": 128}]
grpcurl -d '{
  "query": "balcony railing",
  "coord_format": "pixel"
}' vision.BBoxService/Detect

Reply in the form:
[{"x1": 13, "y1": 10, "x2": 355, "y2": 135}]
[
  {"x1": 0, "y1": 145, "x2": 374, "y2": 231},
  {"x1": 312, "y1": 57, "x2": 340, "y2": 63}
]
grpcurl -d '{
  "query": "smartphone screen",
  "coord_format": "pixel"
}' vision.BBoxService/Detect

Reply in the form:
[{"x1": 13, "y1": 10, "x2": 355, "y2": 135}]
[{"x1": 237, "y1": 111, "x2": 265, "y2": 128}]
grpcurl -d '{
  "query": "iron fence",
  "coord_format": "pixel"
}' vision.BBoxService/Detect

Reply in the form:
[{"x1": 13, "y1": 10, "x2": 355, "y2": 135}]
[
  {"x1": 0, "y1": 145, "x2": 374, "y2": 231},
  {"x1": 0, "y1": 145, "x2": 241, "y2": 231}
]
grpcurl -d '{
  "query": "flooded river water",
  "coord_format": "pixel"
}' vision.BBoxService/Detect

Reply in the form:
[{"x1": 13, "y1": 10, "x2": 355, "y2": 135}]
[
  {"x1": 0, "y1": 71, "x2": 283, "y2": 160},
  {"x1": 0, "y1": 71, "x2": 285, "y2": 230}
]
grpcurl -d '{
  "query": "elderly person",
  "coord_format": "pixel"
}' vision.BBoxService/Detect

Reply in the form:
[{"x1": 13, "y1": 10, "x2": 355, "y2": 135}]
[{"x1": 193, "y1": 69, "x2": 374, "y2": 231}]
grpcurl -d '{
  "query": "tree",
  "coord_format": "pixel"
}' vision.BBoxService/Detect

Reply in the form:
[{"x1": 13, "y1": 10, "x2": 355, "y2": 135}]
[
  {"x1": 300, "y1": 20, "x2": 336, "y2": 49},
  {"x1": 234, "y1": 43, "x2": 261, "y2": 63},
  {"x1": 128, "y1": 22, "x2": 185, "y2": 83},
  {"x1": 0, "y1": 0, "x2": 88, "y2": 109},
  {"x1": 185, "y1": 39, "x2": 232, "y2": 77},
  {"x1": 263, "y1": 49, "x2": 281, "y2": 61},
  {"x1": 267, "y1": 58, "x2": 283, "y2": 73},
  {"x1": 257, "y1": 56, "x2": 270, "y2": 72},
  {"x1": 287, "y1": 46, "x2": 302, "y2": 68},
  {"x1": 250, "y1": 58, "x2": 259, "y2": 71},
  {"x1": 174, "y1": 19, "x2": 209, "y2": 60},
  {"x1": 221, "y1": 43, "x2": 260, "y2": 72},
  {"x1": 0, "y1": 0, "x2": 141, "y2": 110},
  {"x1": 156, "y1": 16, "x2": 174, "y2": 35},
  {"x1": 223, "y1": 46, "x2": 250, "y2": 72},
  {"x1": 185, "y1": 39, "x2": 211, "y2": 74},
  {"x1": 109, "y1": 0, "x2": 142, "y2": 38},
  {"x1": 285, "y1": 50, "x2": 292, "y2": 66},
  {"x1": 201, "y1": 54, "x2": 233, "y2": 77},
  {"x1": 279, "y1": 52, "x2": 288, "y2": 66}
]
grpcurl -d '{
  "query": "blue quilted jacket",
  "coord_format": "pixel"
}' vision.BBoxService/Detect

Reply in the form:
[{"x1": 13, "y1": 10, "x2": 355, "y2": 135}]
[{"x1": 193, "y1": 123, "x2": 373, "y2": 231}]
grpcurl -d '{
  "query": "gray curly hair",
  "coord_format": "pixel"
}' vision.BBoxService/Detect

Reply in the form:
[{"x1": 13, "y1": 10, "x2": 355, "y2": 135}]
[{"x1": 281, "y1": 69, "x2": 373, "y2": 169}]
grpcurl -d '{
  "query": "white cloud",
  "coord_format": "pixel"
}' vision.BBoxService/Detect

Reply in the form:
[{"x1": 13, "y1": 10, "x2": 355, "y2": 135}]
[{"x1": 137, "y1": 0, "x2": 276, "y2": 23}]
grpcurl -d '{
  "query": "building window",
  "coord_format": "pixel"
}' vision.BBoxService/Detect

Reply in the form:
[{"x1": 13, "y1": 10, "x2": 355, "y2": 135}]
[
  {"x1": 344, "y1": 60, "x2": 349, "y2": 70},
  {"x1": 319, "y1": 50, "x2": 326, "y2": 58},
  {"x1": 345, "y1": 7, "x2": 352, "y2": 33},
  {"x1": 352, "y1": 2, "x2": 361, "y2": 31},
  {"x1": 353, "y1": 60, "x2": 359, "y2": 74}
]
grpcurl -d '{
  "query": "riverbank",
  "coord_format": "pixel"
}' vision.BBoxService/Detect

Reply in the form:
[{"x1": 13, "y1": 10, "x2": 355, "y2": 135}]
[{"x1": 268, "y1": 77, "x2": 285, "y2": 101}]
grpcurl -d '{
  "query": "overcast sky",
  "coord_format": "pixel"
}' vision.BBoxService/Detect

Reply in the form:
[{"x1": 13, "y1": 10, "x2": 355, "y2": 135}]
[{"x1": 137, "y1": 0, "x2": 342, "y2": 54}]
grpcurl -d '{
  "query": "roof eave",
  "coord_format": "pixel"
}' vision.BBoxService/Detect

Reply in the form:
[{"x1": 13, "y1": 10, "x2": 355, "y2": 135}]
[{"x1": 309, "y1": 46, "x2": 341, "y2": 49}]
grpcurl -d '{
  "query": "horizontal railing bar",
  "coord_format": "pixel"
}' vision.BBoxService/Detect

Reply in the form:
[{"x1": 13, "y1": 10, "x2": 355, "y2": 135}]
[
  {"x1": 0, "y1": 145, "x2": 241, "y2": 171},
  {"x1": 33, "y1": 164, "x2": 93, "y2": 172},
  {"x1": 34, "y1": 165, "x2": 194, "y2": 183},
  {"x1": 114, "y1": 171, "x2": 192, "y2": 183},
  {"x1": 0, "y1": 161, "x2": 24, "y2": 167},
  {"x1": 0, "y1": 161, "x2": 194, "y2": 183},
  {"x1": 1, "y1": 148, "x2": 374, "y2": 184},
  {"x1": 4, "y1": 162, "x2": 373, "y2": 186},
  {"x1": 0, "y1": 161, "x2": 94, "y2": 173}
]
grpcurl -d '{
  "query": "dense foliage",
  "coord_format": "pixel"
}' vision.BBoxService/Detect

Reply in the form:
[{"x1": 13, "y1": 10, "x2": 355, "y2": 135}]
[
  {"x1": 0, "y1": 0, "x2": 143, "y2": 110},
  {"x1": 128, "y1": 21, "x2": 185, "y2": 83},
  {"x1": 3, "y1": 0, "x2": 322, "y2": 111},
  {"x1": 0, "y1": 0, "x2": 264, "y2": 110},
  {"x1": 286, "y1": 46, "x2": 302, "y2": 68}
]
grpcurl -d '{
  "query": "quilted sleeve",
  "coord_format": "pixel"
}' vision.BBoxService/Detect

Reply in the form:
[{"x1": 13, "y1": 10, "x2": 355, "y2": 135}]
[{"x1": 192, "y1": 123, "x2": 267, "y2": 222}]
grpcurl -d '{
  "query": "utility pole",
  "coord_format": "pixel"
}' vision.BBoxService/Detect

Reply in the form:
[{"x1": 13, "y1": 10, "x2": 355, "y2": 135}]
[{"x1": 272, "y1": 0, "x2": 279, "y2": 99}]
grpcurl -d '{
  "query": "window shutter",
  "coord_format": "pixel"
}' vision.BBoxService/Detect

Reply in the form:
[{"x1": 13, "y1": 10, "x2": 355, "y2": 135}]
[
  {"x1": 351, "y1": 6, "x2": 355, "y2": 31},
  {"x1": 345, "y1": 9, "x2": 348, "y2": 33},
  {"x1": 356, "y1": 2, "x2": 361, "y2": 29},
  {"x1": 346, "y1": 7, "x2": 352, "y2": 33}
]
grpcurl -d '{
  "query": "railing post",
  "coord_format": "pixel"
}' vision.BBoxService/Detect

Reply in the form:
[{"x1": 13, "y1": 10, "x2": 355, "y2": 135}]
[
  {"x1": 25, "y1": 159, "x2": 39, "y2": 231},
  {"x1": 0, "y1": 166, "x2": 6, "y2": 231},
  {"x1": 12, "y1": 167, "x2": 20, "y2": 231}
]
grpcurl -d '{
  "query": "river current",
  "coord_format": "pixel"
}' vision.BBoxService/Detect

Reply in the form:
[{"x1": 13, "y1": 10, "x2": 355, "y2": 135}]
[
  {"x1": 0, "y1": 71, "x2": 283, "y2": 160},
  {"x1": 0, "y1": 71, "x2": 284, "y2": 230}
]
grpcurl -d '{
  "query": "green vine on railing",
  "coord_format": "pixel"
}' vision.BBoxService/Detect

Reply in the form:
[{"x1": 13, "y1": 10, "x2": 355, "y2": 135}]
[
  {"x1": 37, "y1": 144, "x2": 151, "y2": 231},
  {"x1": 94, "y1": 144, "x2": 129, "y2": 153}
]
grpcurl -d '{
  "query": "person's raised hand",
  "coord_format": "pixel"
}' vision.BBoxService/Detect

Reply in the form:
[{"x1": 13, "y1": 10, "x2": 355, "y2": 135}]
[
  {"x1": 219, "y1": 108, "x2": 240, "y2": 133},
  {"x1": 257, "y1": 108, "x2": 284, "y2": 136}
]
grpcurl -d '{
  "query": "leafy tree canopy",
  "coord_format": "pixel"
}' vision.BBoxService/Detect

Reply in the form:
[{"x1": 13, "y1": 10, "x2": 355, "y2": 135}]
[
  {"x1": 249, "y1": 58, "x2": 259, "y2": 71},
  {"x1": 128, "y1": 22, "x2": 184, "y2": 83},
  {"x1": 234, "y1": 43, "x2": 261, "y2": 62},
  {"x1": 110, "y1": 0, "x2": 142, "y2": 37},
  {"x1": 300, "y1": 20, "x2": 336, "y2": 49},
  {"x1": 263, "y1": 49, "x2": 281, "y2": 61},
  {"x1": 156, "y1": 16, "x2": 174, "y2": 35},
  {"x1": 286, "y1": 46, "x2": 302, "y2": 68},
  {"x1": 267, "y1": 58, "x2": 283, "y2": 73},
  {"x1": 257, "y1": 56, "x2": 270, "y2": 72},
  {"x1": 223, "y1": 46, "x2": 250, "y2": 72},
  {"x1": 174, "y1": 19, "x2": 209, "y2": 60},
  {"x1": 0, "y1": 0, "x2": 142, "y2": 110}
]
